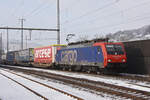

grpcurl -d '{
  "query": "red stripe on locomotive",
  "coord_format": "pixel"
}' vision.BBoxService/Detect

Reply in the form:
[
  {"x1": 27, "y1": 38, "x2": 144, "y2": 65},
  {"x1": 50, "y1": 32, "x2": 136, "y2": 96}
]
[{"x1": 93, "y1": 42, "x2": 127, "y2": 68}]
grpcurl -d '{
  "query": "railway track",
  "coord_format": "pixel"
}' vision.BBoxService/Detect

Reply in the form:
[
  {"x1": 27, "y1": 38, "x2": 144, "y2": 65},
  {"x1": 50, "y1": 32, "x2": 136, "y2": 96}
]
[
  {"x1": 0, "y1": 68, "x2": 83, "y2": 100},
  {"x1": 107, "y1": 73, "x2": 150, "y2": 83},
  {"x1": 2, "y1": 66, "x2": 150, "y2": 100},
  {"x1": 62, "y1": 70, "x2": 150, "y2": 83},
  {"x1": 3, "y1": 65, "x2": 150, "y2": 83},
  {"x1": 0, "y1": 72, "x2": 48, "y2": 100}
]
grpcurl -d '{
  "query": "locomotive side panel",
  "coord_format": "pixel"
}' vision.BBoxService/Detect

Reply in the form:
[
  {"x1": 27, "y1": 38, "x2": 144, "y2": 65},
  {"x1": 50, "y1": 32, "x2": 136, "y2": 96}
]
[{"x1": 56, "y1": 46, "x2": 104, "y2": 68}]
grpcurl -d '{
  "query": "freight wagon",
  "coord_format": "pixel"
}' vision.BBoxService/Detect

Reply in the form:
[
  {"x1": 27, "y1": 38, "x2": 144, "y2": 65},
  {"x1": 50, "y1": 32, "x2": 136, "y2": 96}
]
[
  {"x1": 0, "y1": 54, "x2": 7, "y2": 64},
  {"x1": 15, "y1": 48, "x2": 34, "y2": 66},
  {"x1": 6, "y1": 51, "x2": 17, "y2": 65},
  {"x1": 55, "y1": 42, "x2": 127, "y2": 72},
  {"x1": 33, "y1": 44, "x2": 66, "y2": 68}
]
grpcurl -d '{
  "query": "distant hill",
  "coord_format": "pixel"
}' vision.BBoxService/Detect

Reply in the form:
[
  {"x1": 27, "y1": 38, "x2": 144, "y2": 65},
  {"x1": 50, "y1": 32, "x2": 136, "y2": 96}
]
[{"x1": 106, "y1": 25, "x2": 150, "y2": 42}]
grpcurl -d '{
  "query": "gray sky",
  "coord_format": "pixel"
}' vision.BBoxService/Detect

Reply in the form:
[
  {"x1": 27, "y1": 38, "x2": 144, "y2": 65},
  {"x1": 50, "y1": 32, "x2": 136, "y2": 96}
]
[{"x1": 1, "y1": 0, "x2": 150, "y2": 49}]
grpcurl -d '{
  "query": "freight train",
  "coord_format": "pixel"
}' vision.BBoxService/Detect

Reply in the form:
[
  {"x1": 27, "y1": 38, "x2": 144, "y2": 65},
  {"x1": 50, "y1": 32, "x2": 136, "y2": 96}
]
[
  {"x1": 1, "y1": 41, "x2": 127, "y2": 73},
  {"x1": 55, "y1": 42, "x2": 127, "y2": 72}
]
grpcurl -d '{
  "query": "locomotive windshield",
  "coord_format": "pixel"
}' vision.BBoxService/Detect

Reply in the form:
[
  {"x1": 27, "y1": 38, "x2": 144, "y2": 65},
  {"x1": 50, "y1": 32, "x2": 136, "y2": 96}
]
[{"x1": 106, "y1": 44, "x2": 124, "y2": 55}]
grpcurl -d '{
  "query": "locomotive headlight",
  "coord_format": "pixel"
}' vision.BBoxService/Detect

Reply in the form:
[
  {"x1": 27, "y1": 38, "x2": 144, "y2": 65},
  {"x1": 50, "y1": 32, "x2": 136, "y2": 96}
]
[
  {"x1": 122, "y1": 59, "x2": 126, "y2": 62},
  {"x1": 108, "y1": 59, "x2": 112, "y2": 62}
]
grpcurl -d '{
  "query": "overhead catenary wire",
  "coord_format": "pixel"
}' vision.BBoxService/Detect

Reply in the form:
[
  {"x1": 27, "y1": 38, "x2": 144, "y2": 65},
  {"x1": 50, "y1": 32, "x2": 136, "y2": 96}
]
[
  {"x1": 61, "y1": 0, "x2": 120, "y2": 25},
  {"x1": 72, "y1": 11, "x2": 150, "y2": 33},
  {"x1": 24, "y1": 0, "x2": 54, "y2": 18},
  {"x1": 62, "y1": 0, "x2": 150, "y2": 29},
  {"x1": 24, "y1": 2, "x2": 47, "y2": 17},
  {"x1": 1, "y1": 0, "x2": 25, "y2": 25},
  {"x1": 87, "y1": 0, "x2": 150, "y2": 24},
  {"x1": 61, "y1": 0, "x2": 81, "y2": 12},
  {"x1": 11, "y1": 0, "x2": 25, "y2": 17},
  {"x1": 48, "y1": 0, "x2": 82, "y2": 29},
  {"x1": 62, "y1": 2, "x2": 150, "y2": 35},
  {"x1": 33, "y1": 38, "x2": 57, "y2": 40}
]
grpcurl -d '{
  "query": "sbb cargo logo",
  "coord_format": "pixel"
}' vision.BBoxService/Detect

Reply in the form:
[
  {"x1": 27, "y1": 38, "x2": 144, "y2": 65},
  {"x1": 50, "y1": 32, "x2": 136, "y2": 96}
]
[
  {"x1": 35, "y1": 48, "x2": 52, "y2": 58},
  {"x1": 61, "y1": 50, "x2": 77, "y2": 63}
]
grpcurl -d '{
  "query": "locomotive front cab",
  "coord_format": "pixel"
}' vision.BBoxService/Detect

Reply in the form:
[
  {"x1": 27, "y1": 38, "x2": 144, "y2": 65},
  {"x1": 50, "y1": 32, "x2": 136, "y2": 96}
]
[
  {"x1": 105, "y1": 43, "x2": 127, "y2": 69},
  {"x1": 93, "y1": 42, "x2": 127, "y2": 69}
]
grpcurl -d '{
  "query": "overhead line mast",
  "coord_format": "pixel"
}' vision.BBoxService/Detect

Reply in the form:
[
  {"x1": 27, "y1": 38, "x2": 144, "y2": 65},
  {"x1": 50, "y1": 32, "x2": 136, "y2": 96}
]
[
  {"x1": 57, "y1": 0, "x2": 60, "y2": 44},
  {"x1": 0, "y1": 27, "x2": 59, "y2": 51},
  {"x1": 6, "y1": 27, "x2": 9, "y2": 52},
  {"x1": 19, "y1": 18, "x2": 25, "y2": 50}
]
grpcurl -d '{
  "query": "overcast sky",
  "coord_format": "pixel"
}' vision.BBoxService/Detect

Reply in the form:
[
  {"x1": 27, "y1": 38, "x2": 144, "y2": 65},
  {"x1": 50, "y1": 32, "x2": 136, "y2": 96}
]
[{"x1": 1, "y1": 0, "x2": 150, "y2": 50}]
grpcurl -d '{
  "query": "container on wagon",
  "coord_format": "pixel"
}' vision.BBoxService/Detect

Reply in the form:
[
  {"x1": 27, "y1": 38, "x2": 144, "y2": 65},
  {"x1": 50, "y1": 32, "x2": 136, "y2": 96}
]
[
  {"x1": 15, "y1": 48, "x2": 34, "y2": 66},
  {"x1": 1, "y1": 54, "x2": 7, "y2": 64},
  {"x1": 6, "y1": 51, "x2": 17, "y2": 65},
  {"x1": 34, "y1": 44, "x2": 66, "y2": 68}
]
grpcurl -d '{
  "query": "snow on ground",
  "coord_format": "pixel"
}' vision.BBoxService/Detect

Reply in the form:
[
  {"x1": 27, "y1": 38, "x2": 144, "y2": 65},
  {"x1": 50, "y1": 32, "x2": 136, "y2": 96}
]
[
  {"x1": 15, "y1": 70, "x2": 124, "y2": 100},
  {"x1": 0, "y1": 72, "x2": 42, "y2": 100},
  {"x1": 120, "y1": 73, "x2": 150, "y2": 78},
  {"x1": 0, "y1": 69, "x2": 76, "y2": 100},
  {"x1": 7, "y1": 65, "x2": 150, "y2": 93},
  {"x1": 0, "y1": 68, "x2": 122, "y2": 100}
]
